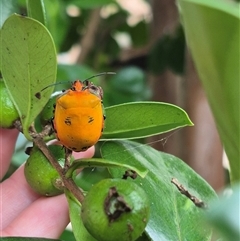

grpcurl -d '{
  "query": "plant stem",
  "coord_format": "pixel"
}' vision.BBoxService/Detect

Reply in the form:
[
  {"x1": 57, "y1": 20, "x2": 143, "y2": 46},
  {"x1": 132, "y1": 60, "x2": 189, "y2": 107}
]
[
  {"x1": 64, "y1": 148, "x2": 73, "y2": 171},
  {"x1": 15, "y1": 121, "x2": 85, "y2": 204},
  {"x1": 33, "y1": 136, "x2": 85, "y2": 203}
]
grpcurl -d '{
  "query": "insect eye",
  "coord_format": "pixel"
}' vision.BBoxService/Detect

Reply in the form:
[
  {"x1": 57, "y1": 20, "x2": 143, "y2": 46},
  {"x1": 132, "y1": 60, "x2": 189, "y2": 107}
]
[
  {"x1": 89, "y1": 86, "x2": 103, "y2": 99},
  {"x1": 90, "y1": 85, "x2": 98, "y2": 91},
  {"x1": 84, "y1": 80, "x2": 89, "y2": 86}
]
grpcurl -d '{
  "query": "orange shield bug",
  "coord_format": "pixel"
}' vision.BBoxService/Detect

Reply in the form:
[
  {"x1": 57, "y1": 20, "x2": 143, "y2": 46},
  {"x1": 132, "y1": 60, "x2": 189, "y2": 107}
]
[{"x1": 41, "y1": 72, "x2": 115, "y2": 152}]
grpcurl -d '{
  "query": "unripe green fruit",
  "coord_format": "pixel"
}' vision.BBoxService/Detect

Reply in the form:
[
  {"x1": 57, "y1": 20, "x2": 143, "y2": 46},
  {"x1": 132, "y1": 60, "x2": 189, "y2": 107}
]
[
  {"x1": 24, "y1": 145, "x2": 65, "y2": 196},
  {"x1": 0, "y1": 81, "x2": 19, "y2": 128},
  {"x1": 81, "y1": 178, "x2": 150, "y2": 241}
]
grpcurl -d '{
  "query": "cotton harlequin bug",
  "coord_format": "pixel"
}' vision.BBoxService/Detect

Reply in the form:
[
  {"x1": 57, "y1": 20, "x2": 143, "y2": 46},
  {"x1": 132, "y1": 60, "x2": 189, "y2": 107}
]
[
  {"x1": 40, "y1": 73, "x2": 115, "y2": 152},
  {"x1": 52, "y1": 79, "x2": 105, "y2": 152}
]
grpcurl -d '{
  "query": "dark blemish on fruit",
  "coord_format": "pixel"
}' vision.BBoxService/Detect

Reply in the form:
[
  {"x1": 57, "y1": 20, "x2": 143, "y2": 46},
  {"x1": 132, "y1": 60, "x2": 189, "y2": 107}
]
[{"x1": 104, "y1": 186, "x2": 132, "y2": 223}]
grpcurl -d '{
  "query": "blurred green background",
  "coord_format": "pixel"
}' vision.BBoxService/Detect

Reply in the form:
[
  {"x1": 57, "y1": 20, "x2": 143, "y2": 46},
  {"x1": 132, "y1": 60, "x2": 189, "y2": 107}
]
[{"x1": 1, "y1": 0, "x2": 239, "y2": 240}]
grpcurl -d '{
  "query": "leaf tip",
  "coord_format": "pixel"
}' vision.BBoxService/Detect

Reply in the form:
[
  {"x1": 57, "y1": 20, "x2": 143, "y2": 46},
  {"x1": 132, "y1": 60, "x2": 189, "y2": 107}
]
[
  {"x1": 134, "y1": 168, "x2": 148, "y2": 179},
  {"x1": 189, "y1": 120, "x2": 194, "y2": 126}
]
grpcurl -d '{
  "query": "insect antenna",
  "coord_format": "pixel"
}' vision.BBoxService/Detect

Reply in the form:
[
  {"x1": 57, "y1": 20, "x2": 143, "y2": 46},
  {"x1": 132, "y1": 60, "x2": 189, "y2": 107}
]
[
  {"x1": 40, "y1": 72, "x2": 116, "y2": 92},
  {"x1": 83, "y1": 72, "x2": 116, "y2": 84}
]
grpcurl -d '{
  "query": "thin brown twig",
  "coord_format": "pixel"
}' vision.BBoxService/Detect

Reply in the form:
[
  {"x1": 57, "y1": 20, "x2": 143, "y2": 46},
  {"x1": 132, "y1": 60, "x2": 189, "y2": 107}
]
[
  {"x1": 14, "y1": 120, "x2": 85, "y2": 204},
  {"x1": 171, "y1": 178, "x2": 207, "y2": 209},
  {"x1": 32, "y1": 135, "x2": 85, "y2": 203}
]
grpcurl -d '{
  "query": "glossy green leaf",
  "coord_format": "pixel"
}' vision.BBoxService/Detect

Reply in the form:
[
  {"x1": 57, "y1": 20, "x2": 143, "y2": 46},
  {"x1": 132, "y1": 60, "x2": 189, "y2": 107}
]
[
  {"x1": 101, "y1": 102, "x2": 193, "y2": 139},
  {"x1": 65, "y1": 190, "x2": 97, "y2": 241},
  {"x1": 178, "y1": 0, "x2": 240, "y2": 182},
  {"x1": 27, "y1": 0, "x2": 46, "y2": 25},
  {"x1": 101, "y1": 140, "x2": 217, "y2": 241},
  {"x1": 0, "y1": 0, "x2": 18, "y2": 28},
  {"x1": 1, "y1": 14, "x2": 57, "y2": 139},
  {"x1": 67, "y1": 157, "x2": 148, "y2": 179},
  {"x1": 205, "y1": 184, "x2": 240, "y2": 241}
]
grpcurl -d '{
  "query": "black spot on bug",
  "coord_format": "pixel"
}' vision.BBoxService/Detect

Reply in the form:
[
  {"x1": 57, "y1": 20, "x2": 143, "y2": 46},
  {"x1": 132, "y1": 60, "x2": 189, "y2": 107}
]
[
  {"x1": 53, "y1": 104, "x2": 56, "y2": 114},
  {"x1": 51, "y1": 118, "x2": 56, "y2": 133},
  {"x1": 88, "y1": 116, "x2": 94, "y2": 123},
  {"x1": 65, "y1": 117, "x2": 72, "y2": 126},
  {"x1": 81, "y1": 146, "x2": 90, "y2": 151},
  {"x1": 35, "y1": 92, "x2": 41, "y2": 99},
  {"x1": 89, "y1": 85, "x2": 98, "y2": 92},
  {"x1": 103, "y1": 115, "x2": 106, "y2": 120}
]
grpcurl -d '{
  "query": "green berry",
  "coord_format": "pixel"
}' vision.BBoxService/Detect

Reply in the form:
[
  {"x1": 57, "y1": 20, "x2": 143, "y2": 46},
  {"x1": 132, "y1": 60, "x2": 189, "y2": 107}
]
[
  {"x1": 24, "y1": 145, "x2": 65, "y2": 196},
  {"x1": 81, "y1": 178, "x2": 150, "y2": 241},
  {"x1": 0, "y1": 81, "x2": 19, "y2": 128}
]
